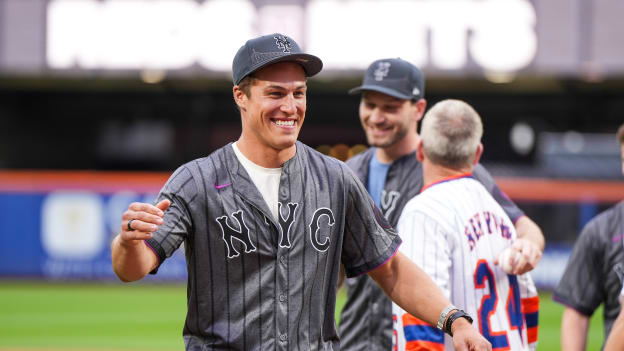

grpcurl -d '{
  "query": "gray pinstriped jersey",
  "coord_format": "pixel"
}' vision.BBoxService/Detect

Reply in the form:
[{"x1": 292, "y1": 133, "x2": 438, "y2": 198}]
[
  {"x1": 145, "y1": 141, "x2": 401, "y2": 351},
  {"x1": 554, "y1": 200, "x2": 624, "y2": 346},
  {"x1": 339, "y1": 148, "x2": 524, "y2": 351}
]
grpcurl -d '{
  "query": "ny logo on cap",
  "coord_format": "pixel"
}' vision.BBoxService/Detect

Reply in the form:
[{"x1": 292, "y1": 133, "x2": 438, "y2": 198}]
[
  {"x1": 374, "y1": 62, "x2": 391, "y2": 81},
  {"x1": 274, "y1": 35, "x2": 292, "y2": 53}
]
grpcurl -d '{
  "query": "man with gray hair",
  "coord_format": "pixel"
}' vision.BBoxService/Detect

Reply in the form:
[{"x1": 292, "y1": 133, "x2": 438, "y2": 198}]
[
  {"x1": 419, "y1": 100, "x2": 483, "y2": 168},
  {"x1": 393, "y1": 99, "x2": 539, "y2": 350}
]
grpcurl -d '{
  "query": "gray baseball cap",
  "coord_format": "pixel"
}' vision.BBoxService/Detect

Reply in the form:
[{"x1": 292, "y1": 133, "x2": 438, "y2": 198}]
[
  {"x1": 232, "y1": 33, "x2": 323, "y2": 85},
  {"x1": 349, "y1": 58, "x2": 425, "y2": 100}
]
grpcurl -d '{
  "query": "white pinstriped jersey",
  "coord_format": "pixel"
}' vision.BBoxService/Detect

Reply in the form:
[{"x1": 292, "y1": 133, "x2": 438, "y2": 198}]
[
  {"x1": 393, "y1": 175, "x2": 538, "y2": 351},
  {"x1": 340, "y1": 149, "x2": 526, "y2": 351}
]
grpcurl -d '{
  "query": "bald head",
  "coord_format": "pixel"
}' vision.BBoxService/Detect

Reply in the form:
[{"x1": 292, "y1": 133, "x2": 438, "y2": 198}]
[{"x1": 420, "y1": 99, "x2": 483, "y2": 169}]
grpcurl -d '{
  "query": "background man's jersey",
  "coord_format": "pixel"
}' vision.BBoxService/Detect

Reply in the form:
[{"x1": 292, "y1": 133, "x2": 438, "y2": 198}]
[
  {"x1": 554, "y1": 200, "x2": 624, "y2": 346},
  {"x1": 340, "y1": 148, "x2": 525, "y2": 350},
  {"x1": 146, "y1": 142, "x2": 401, "y2": 351},
  {"x1": 394, "y1": 176, "x2": 538, "y2": 351}
]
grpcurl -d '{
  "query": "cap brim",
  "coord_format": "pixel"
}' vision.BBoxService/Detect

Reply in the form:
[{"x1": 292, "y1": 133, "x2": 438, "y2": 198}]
[
  {"x1": 244, "y1": 53, "x2": 323, "y2": 83},
  {"x1": 348, "y1": 85, "x2": 413, "y2": 100}
]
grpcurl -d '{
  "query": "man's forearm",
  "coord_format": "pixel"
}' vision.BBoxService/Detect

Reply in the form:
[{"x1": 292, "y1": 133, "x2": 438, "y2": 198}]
[
  {"x1": 368, "y1": 251, "x2": 449, "y2": 326},
  {"x1": 515, "y1": 216, "x2": 545, "y2": 251},
  {"x1": 561, "y1": 307, "x2": 590, "y2": 351},
  {"x1": 111, "y1": 234, "x2": 158, "y2": 282},
  {"x1": 604, "y1": 307, "x2": 624, "y2": 351}
]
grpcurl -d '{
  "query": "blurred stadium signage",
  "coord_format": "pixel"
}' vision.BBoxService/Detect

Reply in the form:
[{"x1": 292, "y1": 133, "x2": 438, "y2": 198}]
[
  {"x1": 1, "y1": 0, "x2": 622, "y2": 78},
  {"x1": 0, "y1": 187, "x2": 571, "y2": 287},
  {"x1": 46, "y1": 0, "x2": 536, "y2": 73},
  {"x1": 0, "y1": 189, "x2": 187, "y2": 280}
]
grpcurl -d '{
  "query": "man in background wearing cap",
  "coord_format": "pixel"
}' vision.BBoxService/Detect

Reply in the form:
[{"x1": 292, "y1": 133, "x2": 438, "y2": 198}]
[
  {"x1": 339, "y1": 58, "x2": 545, "y2": 350},
  {"x1": 110, "y1": 34, "x2": 491, "y2": 350}
]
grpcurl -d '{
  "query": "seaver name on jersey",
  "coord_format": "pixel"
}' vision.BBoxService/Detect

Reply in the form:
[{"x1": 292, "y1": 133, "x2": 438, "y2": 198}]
[
  {"x1": 216, "y1": 203, "x2": 336, "y2": 258},
  {"x1": 464, "y1": 210, "x2": 513, "y2": 251}
]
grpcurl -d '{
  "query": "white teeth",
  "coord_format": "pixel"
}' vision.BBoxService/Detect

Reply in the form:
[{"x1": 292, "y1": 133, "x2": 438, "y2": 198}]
[{"x1": 275, "y1": 120, "x2": 295, "y2": 126}]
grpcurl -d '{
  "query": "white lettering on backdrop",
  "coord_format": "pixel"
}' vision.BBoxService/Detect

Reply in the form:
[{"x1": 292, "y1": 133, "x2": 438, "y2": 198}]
[{"x1": 47, "y1": 0, "x2": 536, "y2": 73}]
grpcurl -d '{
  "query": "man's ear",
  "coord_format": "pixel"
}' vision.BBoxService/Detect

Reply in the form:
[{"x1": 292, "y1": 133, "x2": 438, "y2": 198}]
[
  {"x1": 416, "y1": 139, "x2": 426, "y2": 162},
  {"x1": 233, "y1": 85, "x2": 247, "y2": 112},
  {"x1": 412, "y1": 98, "x2": 427, "y2": 124},
  {"x1": 473, "y1": 143, "x2": 484, "y2": 165}
]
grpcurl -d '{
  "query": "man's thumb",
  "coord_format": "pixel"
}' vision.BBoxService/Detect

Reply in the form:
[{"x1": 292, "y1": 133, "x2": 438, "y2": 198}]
[{"x1": 156, "y1": 199, "x2": 171, "y2": 212}]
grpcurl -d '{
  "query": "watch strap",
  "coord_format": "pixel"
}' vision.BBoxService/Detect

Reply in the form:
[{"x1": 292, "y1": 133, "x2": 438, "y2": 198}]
[{"x1": 444, "y1": 309, "x2": 474, "y2": 336}]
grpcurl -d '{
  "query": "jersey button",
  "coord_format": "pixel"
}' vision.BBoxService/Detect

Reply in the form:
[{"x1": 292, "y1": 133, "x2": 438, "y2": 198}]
[
  {"x1": 279, "y1": 294, "x2": 287, "y2": 302},
  {"x1": 279, "y1": 333, "x2": 287, "y2": 342},
  {"x1": 280, "y1": 255, "x2": 286, "y2": 264}
]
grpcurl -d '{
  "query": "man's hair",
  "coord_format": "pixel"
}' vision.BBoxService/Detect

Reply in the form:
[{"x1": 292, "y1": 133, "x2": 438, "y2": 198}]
[
  {"x1": 617, "y1": 123, "x2": 624, "y2": 145},
  {"x1": 420, "y1": 99, "x2": 483, "y2": 169},
  {"x1": 237, "y1": 75, "x2": 256, "y2": 98},
  {"x1": 233, "y1": 75, "x2": 256, "y2": 112}
]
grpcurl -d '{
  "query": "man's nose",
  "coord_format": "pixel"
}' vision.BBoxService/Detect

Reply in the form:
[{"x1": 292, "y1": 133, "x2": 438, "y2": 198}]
[
  {"x1": 368, "y1": 108, "x2": 385, "y2": 124},
  {"x1": 281, "y1": 94, "x2": 297, "y2": 114}
]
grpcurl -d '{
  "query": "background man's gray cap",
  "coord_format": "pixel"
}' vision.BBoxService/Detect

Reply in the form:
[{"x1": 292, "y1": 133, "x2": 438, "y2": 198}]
[
  {"x1": 232, "y1": 33, "x2": 323, "y2": 85},
  {"x1": 349, "y1": 58, "x2": 425, "y2": 100}
]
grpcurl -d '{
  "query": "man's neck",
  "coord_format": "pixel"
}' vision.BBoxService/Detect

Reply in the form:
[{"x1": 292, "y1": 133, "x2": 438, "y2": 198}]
[
  {"x1": 375, "y1": 133, "x2": 420, "y2": 164},
  {"x1": 235, "y1": 138, "x2": 295, "y2": 168},
  {"x1": 422, "y1": 159, "x2": 472, "y2": 190}
]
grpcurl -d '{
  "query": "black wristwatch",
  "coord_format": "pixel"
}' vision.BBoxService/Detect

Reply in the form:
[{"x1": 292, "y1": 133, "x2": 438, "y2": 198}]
[{"x1": 444, "y1": 309, "x2": 473, "y2": 336}]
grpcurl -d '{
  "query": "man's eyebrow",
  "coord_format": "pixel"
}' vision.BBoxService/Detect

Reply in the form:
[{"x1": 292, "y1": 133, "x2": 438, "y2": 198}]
[
  {"x1": 264, "y1": 84, "x2": 307, "y2": 90},
  {"x1": 264, "y1": 85, "x2": 286, "y2": 90}
]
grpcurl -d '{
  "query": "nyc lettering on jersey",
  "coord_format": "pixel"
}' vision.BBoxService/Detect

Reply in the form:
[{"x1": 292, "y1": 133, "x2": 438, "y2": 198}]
[
  {"x1": 216, "y1": 203, "x2": 335, "y2": 258},
  {"x1": 464, "y1": 210, "x2": 513, "y2": 251}
]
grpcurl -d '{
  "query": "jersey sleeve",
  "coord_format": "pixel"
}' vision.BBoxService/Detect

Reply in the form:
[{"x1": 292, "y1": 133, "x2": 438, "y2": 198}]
[
  {"x1": 517, "y1": 273, "x2": 539, "y2": 350},
  {"x1": 145, "y1": 165, "x2": 196, "y2": 272},
  {"x1": 394, "y1": 207, "x2": 451, "y2": 350},
  {"x1": 553, "y1": 219, "x2": 604, "y2": 316},
  {"x1": 472, "y1": 164, "x2": 524, "y2": 223},
  {"x1": 340, "y1": 167, "x2": 402, "y2": 278}
]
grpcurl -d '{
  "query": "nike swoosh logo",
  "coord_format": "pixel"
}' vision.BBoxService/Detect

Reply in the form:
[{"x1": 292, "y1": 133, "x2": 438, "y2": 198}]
[{"x1": 214, "y1": 182, "x2": 232, "y2": 190}]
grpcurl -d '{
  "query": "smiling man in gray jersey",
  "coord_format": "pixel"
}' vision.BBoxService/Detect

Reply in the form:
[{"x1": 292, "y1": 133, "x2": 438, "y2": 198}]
[
  {"x1": 110, "y1": 34, "x2": 491, "y2": 351},
  {"x1": 339, "y1": 58, "x2": 545, "y2": 351}
]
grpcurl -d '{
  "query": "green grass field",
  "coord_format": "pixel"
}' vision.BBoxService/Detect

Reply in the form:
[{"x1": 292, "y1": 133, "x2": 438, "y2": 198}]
[{"x1": 0, "y1": 282, "x2": 606, "y2": 350}]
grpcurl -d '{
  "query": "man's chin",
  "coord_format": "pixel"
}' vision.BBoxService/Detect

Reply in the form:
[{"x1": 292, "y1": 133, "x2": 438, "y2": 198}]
[
  {"x1": 367, "y1": 138, "x2": 392, "y2": 148},
  {"x1": 272, "y1": 138, "x2": 297, "y2": 151}
]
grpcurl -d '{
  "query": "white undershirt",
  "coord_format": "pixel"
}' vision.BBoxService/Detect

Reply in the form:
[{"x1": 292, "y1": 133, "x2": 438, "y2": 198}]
[{"x1": 232, "y1": 142, "x2": 282, "y2": 221}]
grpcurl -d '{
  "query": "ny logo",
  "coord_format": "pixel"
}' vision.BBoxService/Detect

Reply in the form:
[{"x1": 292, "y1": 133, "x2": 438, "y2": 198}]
[
  {"x1": 274, "y1": 35, "x2": 292, "y2": 53},
  {"x1": 374, "y1": 62, "x2": 391, "y2": 81},
  {"x1": 381, "y1": 190, "x2": 400, "y2": 218},
  {"x1": 216, "y1": 210, "x2": 256, "y2": 258}
]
